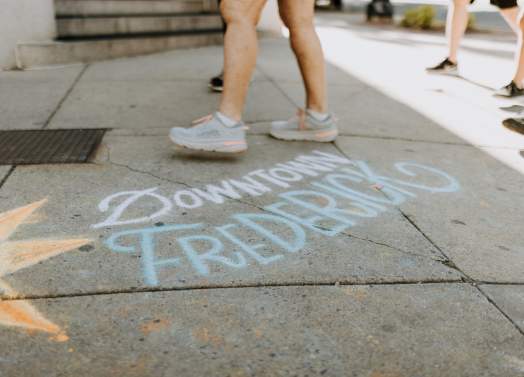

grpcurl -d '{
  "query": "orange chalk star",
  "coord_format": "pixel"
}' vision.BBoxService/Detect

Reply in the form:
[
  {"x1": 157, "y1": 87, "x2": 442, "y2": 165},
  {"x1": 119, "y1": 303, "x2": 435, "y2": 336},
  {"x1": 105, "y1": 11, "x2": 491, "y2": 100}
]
[{"x1": 0, "y1": 199, "x2": 91, "y2": 342}]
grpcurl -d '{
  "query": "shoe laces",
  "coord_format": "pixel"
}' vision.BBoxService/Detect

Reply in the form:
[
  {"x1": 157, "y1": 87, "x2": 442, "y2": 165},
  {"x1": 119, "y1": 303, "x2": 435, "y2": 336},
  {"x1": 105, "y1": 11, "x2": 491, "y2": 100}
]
[
  {"x1": 191, "y1": 114, "x2": 213, "y2": 126},
  {"x1": 191, "y1": 113, "x2": 249, "y2": 130}
]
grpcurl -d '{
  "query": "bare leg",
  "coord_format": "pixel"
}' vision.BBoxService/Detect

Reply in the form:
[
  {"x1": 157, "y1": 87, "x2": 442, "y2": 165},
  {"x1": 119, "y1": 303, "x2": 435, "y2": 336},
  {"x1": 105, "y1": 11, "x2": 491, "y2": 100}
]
[
  {"x1": 219, "y1": 0, "x2": 267, "y2": 121},
  {"x1": 514, "y1": 14, "x2": 524, "y2": 85},
  {"x1": 500, "y1": 6, "x2": 520, "y2": 33},
  {"x1": 278, "y1": 0, "x2": 327, "y2": 112},
  {"x1": 446, "y1": 0, "x2": 471, "y2": 63}
]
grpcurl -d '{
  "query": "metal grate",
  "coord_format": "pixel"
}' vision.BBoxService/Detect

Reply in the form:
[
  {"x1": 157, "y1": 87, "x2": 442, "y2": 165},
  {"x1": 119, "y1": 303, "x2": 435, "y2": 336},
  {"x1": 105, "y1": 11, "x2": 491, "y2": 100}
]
[{"x1": 0, "y1": 129, "x2": 107, "y2": 165}]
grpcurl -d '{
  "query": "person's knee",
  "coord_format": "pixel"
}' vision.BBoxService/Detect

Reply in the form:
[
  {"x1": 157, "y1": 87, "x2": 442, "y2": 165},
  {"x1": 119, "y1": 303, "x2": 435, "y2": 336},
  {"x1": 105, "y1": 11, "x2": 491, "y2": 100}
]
[
  {"x1": 282, "y1": 13, "x2": 315, "y2": 35},
  {"x1": 221, "y1": 0, "x2": 261, "y2": 27}
]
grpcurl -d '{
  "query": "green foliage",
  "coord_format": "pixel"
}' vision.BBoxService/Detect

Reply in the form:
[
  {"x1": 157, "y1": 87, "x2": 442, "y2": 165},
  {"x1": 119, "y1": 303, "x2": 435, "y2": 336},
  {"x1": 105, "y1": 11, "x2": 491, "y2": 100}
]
[
  {"x1": 467, "y1": 13, "x2": 476, "y2": 30},
  {"x1": 400, "y1": 5, "x2": 436, "y2": 30}
]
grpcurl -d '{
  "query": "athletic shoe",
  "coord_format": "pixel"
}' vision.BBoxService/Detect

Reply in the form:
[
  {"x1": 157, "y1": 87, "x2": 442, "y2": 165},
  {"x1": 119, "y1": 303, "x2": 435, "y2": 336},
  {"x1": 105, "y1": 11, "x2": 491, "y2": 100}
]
[
  {"x1": 270, "y1": 109, "x2": 338, "y2": 142},
  {"x1": 426, "y1": 58, "x2": 459, "y2": 76},
  {"x1": 494, "y1": 81, "x2": 524, "y2": 98},
  {"x1": 502, "y1": 117, "x2": 524, "y2": 135},
  {"x1": 208, "y1": 72, "x2": 223, "y2": 92},
  {"x1": 169, "y1": 113, "x2": 247, "y2": 153}
]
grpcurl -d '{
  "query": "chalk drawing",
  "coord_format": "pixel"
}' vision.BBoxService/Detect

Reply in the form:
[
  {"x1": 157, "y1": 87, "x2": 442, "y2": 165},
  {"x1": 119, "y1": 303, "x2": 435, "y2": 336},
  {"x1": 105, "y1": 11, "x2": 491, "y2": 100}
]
[
  {"x1": 92, "y1": 151, "x2": 353, "y2": 229},
  {"x1": 101, "y1": 155, "x2": 461, "y2": 286},
  {"x1": 0, "y1": 199, "x2": 91, "y2": 341}
]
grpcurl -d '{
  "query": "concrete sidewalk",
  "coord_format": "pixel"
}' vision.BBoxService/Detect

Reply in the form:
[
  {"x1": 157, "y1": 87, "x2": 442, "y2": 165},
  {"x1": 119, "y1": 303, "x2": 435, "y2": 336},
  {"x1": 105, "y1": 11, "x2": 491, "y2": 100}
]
[{"x1": 1, "y1": 14, "x2": 524, "y2": 377}]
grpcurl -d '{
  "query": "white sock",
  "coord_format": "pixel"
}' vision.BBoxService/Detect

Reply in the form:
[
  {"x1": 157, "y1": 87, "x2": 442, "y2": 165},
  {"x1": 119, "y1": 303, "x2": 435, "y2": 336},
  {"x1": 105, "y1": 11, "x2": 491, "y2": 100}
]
[
  {"x1": 216, "y1": 112, "x2": 239, "y2": 127},
  {"x1": 307, "y1": 109, "x2": 330, "y2": 122}
]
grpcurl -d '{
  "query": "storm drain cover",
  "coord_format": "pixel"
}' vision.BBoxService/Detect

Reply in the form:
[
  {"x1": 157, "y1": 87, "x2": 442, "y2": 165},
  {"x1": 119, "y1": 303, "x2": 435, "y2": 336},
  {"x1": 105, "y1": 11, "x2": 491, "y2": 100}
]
[{"x1": 0, "y1": 129, "x2": 107, "y2": 165}]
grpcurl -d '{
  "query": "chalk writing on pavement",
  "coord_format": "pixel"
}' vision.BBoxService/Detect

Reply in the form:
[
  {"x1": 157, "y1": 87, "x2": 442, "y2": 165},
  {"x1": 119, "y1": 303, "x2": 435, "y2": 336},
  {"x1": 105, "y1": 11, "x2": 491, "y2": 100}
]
[{"x1": 95, "y1": 151, "x2": 460, "y2": 286}]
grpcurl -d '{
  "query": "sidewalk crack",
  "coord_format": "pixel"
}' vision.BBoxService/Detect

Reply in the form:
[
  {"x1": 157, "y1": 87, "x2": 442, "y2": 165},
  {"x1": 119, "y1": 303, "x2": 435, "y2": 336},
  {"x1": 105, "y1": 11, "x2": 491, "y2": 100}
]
[
  {"x1": 42, "y1": 64, "x2": 89, "y2": 130},
  {"x1": 0, "y1": 166, "x2": 16, "y2": 191}
]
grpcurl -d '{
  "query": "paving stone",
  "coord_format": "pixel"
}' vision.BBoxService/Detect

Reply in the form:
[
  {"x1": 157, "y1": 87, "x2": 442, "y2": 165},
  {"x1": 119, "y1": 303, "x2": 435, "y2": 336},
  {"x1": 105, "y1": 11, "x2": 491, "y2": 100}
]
[
  {"x1": 482, "y1": 284, "x2": 524, "y2": 332},
  {"x1": 0, "y1": 135, "x2": 461, "y2": 298},
  {"x1": 257, "y1": 38, "x2": 368, "y2": 88},
  {"x1": 82, "y1": 46, "x2": 266, "y2": 82},
  {"x1": 0, "y1": 66, "x2": 85, "y2": 130},
  {"x1": 0, "y1": 166, "x2": 11, "y2": 180},
  {"x1": 104, "y1": 134, "x2": 455, "y2": 258},
  {"x1": 278, "y1": 82, "x2": 463, "y2": 144},
  {"x1": 49, "y1": 80, "x2": 292, "y2": 130},
  {"x1": 1, "y1": 284, "x2": 524, "y2": 377},
  {"x1": 335, "y1": 136, "x2": 524, "y2": 282}
]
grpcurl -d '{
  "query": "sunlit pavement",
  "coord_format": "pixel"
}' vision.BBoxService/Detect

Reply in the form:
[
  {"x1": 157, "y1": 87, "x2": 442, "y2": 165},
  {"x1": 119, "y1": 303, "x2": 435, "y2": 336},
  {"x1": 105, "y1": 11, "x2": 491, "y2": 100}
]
[{"x1": 0, "y1": 12, "x2": 523, "y2": 376}]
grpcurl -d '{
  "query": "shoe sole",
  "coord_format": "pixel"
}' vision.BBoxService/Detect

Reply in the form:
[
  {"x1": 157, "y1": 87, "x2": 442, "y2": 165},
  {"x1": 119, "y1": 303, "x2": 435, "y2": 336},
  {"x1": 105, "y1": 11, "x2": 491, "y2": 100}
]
[
  {"x1": 208, "y1": 83, "x2": 223, "y2": 93},
  {"x1": 494, "y1": 92, "x2": 524, "y2": 98},
  {"x1": 169, "y1": 134, "x2": 247, "y2": 153},
  {"x1": 269, "y1": 128, "x2": 338, "y2": 142},
  {"x1": 426, "y1": 69, "x2": 459, "y2": 77},
  {"x1": 502, "y1": 118, "x2": 524, "y2": 135}
]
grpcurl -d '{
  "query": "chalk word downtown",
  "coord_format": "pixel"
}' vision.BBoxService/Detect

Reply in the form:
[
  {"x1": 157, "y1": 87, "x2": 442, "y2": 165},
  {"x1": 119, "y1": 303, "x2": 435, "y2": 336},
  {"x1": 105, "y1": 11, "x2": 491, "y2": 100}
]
[{"x1": 96, "y1": 151, "x2": 460, "y2": 286}]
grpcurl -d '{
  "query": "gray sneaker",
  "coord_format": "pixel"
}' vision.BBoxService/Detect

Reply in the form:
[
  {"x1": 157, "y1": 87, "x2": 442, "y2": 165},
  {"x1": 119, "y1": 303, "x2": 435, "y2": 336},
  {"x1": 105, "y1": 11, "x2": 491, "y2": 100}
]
[
  {"x1": 169, "y1": 113, "x2": 247, "y2": 153},
  {"x1": 270, "y1": 109, "x2": 338, "y2": 142}
]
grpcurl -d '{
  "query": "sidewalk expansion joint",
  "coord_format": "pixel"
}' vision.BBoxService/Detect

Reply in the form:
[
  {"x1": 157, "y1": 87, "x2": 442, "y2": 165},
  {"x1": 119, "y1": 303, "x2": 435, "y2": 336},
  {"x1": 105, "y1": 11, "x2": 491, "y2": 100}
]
[
  {"x1": 1, "y1": 279, "x2": 468, "y2": 302},
  {"x1": 41, "y1": 64, "x2": 89, "y2": 130},
  {"x1": 394, "y1": 205, "x2": 524, "y2": 338},
  {"x1": 255, "y1": 65, "x2": 299, "y2": 108},
  {"x1": 0, "y1": 166, "x2": 16, "y2": 190},
  {"x1": 476, "y1": 284, "x2": 524, "y2": 336},
  {"x1": 330, "y1": 143, "x2": 524, "y2": 335}
]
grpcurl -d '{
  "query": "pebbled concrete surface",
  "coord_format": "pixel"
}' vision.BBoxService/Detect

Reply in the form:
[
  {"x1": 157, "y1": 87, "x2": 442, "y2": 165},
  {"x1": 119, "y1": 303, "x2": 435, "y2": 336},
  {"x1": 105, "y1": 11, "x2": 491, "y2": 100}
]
[
  {"x1": 1, "y1": 12, "x2": 523, "y2": 376},
  {"x1": 1, "y1": 285, "x2": 524, "y2": 377},
  {"x1": 482, "y1": 284, "x2": 524, "y2": 332},
  {"x1": 335, "y1": 136, "x2": 524, "y2": 282},
  {"x1": 0, "y1": 66, "x2": 85, "y2": 129}
]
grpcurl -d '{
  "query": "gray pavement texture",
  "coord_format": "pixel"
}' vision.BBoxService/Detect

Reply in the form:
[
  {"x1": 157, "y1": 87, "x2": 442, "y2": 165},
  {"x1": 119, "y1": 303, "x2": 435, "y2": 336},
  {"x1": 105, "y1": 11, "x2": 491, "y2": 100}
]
[{"x1": 1, "y1": 14, "x2": 524, "y2": 377}]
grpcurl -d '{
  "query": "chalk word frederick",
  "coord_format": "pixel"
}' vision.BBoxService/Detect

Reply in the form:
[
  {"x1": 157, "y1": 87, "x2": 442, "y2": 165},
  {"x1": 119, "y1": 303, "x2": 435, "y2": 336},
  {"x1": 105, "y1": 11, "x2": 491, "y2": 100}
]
[{"x1": 99, "y1": 152, "x2": 460, "y2": 286}]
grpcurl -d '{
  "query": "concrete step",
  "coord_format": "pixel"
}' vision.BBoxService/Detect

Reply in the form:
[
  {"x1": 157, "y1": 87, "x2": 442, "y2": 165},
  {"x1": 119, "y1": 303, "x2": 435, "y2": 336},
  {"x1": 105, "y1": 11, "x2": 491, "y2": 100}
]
[
  {"x1": 55, "y1": 0, "x2": 219, "y2": 17},
  {"x1": 56, "y1": 14, "x2": 223, "y2": 38},
  {"x1": 16, "y1": 32, "x2": 223, "y2": 69}
]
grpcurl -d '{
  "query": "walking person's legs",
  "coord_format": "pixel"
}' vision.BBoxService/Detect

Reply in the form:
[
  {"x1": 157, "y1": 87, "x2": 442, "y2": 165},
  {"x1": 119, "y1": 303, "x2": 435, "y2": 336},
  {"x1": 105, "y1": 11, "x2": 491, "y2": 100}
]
[
  {"x1": 270, "y1": 0, "x2": 338, "y2": 142},
  {"x1": 493, "y1": 1, "x2": 524, "y2": 97},
  {"x1": 219, "y1": 0, "x2": 267, "y2": 121},
  {"x1": 426, "y1": 0, "x2": 469, "y2": 75},
  {"x1": 447, "y1": 0, "x2": 471, "y2": 64},
  {"x1": 169, "y1": 0, "x2": 338, "y2": 153},
  {"x1": 278, "y1": 0, "x2": 327, "y2": 112},
  {"x1": 512, "y1": 16, "x2": 524, "y2": 85},
  {"x1": 169, "y1": 0, "x2": 266, "y2": 153},
  {"x1": 209, "y1": 0, "x2": 227, "y2": 92}
]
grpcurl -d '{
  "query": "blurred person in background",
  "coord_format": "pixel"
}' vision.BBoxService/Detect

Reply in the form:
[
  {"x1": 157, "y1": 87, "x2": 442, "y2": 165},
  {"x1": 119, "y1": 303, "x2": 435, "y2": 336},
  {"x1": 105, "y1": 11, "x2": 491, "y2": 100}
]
[
  {"x1": 496, "y1": 11, "x2": 524, "y2": 97},
  {"x1": 170, "y1": 0, "x2": 337, "y2": 154},
  {"x1": 209, "y1": 0, "x2": 226, "y2": 92},
  {"x1": 426, "y1": 0, "x2": 523, "y2": 97}
]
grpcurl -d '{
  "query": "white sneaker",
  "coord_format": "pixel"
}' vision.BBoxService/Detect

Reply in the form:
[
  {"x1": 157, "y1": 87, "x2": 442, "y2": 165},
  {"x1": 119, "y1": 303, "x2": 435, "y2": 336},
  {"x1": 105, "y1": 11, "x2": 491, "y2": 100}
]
[
  {"x1": 169, "y1": 113, "x2": 247, "y2": 153},
  {"x1": 270, "y1": 109, "x2": 338, "y2": 142}
]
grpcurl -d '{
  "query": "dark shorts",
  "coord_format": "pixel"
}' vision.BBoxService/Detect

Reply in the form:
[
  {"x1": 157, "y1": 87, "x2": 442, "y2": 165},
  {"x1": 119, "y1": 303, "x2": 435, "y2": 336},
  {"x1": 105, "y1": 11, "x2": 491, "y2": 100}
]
[{"x1": 471, "y1": 0, "x2": 517, "y2": 9}]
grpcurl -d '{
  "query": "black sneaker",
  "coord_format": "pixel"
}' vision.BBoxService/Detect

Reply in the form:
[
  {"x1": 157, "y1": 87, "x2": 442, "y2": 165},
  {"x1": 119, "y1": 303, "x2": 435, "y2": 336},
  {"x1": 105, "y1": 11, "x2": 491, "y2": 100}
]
[
  {"x1": 502, "y1": 117, "x2": 524, "y2": 135},
  {"x1": 208, "y1": 72, "x2": 223, "y2": 92},
  {"x1": 494, "y1": 81, "x2": 524, "y2": 98},
  {"x1": 426, "y1": 58, "x2": 458, "y2": 76}
]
